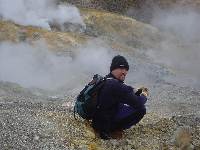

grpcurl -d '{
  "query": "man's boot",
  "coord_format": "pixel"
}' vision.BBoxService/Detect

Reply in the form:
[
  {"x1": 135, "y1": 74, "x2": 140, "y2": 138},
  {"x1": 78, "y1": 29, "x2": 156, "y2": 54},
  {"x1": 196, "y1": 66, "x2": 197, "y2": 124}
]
[
  {"x1": 111, "y1": 129, "x2": 124, "y2": 139},
  {"x1": 99, "y1": 131, "x2": 112, "y2": 140}
]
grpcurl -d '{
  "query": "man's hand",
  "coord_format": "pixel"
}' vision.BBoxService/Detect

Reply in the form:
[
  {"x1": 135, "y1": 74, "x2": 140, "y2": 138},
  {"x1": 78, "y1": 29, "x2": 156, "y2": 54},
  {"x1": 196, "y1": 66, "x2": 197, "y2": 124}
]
[
  {"x1": 135, "y1": 88, "x2": 142, "y2": 96},
  {"x1": 141, "y1": 87, "x2": 149, "y2": 97},
  {"x1": 135, "y1": 87, "x2": 149, "y2": 97}
]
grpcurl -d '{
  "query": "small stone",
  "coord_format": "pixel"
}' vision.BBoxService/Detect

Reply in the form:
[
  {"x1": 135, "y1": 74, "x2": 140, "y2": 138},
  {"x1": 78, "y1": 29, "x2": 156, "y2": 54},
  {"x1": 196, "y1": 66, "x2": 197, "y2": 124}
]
[{"x1": 34, "y1": 135, "x2": 40, "y2": 141}]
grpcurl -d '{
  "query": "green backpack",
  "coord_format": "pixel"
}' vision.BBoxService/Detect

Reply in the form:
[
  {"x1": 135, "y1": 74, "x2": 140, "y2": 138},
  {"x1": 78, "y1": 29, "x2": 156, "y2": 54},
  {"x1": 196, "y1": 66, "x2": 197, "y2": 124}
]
[{"x1": 74, "y1": 74, "x2": 106, "y2": 120}]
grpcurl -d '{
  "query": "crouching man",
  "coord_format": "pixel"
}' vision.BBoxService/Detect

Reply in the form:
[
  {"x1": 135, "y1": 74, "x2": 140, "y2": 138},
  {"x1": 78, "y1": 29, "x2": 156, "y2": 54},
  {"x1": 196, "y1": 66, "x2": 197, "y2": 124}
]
[{"x1": 92, "y1": 55, "x2": 149, "y2": 140}]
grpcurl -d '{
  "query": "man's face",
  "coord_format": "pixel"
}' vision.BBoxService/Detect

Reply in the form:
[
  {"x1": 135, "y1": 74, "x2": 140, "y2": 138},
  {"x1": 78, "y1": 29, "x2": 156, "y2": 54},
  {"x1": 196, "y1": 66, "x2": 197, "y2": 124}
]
[{"x1": 111, "y1": 68, "x2": 128, "y2": 81}]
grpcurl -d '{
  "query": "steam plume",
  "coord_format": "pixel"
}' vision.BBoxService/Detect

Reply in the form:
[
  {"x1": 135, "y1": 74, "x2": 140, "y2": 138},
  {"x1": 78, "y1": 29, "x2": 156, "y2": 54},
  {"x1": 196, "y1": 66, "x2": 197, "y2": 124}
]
[
  {"x1": 0, "y1": 0, "x2": 84, "y2": 30},
  {"x1": 147, "y1": 8, "x2": 200, "y2": 87},
  {"x1": 0, "y1": 41, "x2": 112, "y2": 90}
]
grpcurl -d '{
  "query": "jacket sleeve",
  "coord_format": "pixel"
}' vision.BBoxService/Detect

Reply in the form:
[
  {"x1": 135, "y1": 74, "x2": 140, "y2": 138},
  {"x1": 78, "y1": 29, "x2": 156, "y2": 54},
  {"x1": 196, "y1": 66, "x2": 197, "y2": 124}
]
[{"x1": 115, "y1": 82, "x2": 147, "y2": 108}]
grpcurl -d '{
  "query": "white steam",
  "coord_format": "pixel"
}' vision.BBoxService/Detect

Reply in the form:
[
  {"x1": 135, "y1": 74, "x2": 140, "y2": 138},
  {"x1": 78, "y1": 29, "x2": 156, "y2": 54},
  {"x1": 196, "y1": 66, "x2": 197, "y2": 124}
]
[
  {"x1": 0, "y1": 41, "x2": 112, "y2": 90},
  {"x1": 0, "y1": 0, "x2": 84, "y2": 30},
  {"x1": 152, "y1": 9, "x2": 200, "y2": 42},
  {"x1": 148, "y1": 8, "x2": 200, "y2": 87}
]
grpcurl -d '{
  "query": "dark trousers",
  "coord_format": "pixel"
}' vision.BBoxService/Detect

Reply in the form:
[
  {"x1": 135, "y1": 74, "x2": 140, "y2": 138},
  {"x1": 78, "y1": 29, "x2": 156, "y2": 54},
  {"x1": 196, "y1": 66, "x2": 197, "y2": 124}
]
[
  {"x1": 111, "y1": 103, "x2": 146, "y2": 131},
  {"x1": 92, "y1": 104, "x2": 146, "y2": 133}
]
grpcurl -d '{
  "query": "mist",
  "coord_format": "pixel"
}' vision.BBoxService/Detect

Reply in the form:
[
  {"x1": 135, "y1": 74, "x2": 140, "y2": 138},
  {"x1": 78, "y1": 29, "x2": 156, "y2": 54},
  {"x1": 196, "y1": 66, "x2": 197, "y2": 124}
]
[
  {"x1": 0, "y1": 41, "x2": 113, "y2": 91},
  {"x1": 147, "y1": 8, "x2": 200, "y2": 87},
  {"x1": 0, "y1": 0, "x2": 84, "y2": 30}
]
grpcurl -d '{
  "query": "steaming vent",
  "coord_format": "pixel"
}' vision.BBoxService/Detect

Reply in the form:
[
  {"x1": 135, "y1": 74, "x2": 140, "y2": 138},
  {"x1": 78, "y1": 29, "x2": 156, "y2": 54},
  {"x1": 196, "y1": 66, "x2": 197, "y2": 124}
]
[{"x1": 0, "y1": 0, "x2": 86, "y2": 32}]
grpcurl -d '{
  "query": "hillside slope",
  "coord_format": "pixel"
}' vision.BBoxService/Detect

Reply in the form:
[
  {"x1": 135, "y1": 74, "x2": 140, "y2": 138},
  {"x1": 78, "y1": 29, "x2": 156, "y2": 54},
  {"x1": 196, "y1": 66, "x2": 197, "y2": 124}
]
[{"x1": 0, "y1": 6, "x2": 200, "y2": 150}]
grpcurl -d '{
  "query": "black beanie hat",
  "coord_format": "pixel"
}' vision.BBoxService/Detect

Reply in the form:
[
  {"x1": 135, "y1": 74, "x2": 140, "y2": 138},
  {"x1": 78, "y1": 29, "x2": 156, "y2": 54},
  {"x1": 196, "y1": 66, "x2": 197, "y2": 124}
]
[{"x1": 110, "y1": 55, "x2": 129, "y2": 72}]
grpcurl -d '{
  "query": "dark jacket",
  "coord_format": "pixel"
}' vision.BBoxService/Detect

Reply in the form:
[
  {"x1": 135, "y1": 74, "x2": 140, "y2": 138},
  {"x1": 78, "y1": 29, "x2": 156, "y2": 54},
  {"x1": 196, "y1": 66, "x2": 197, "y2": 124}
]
[{"x1": 92, "y1": 73, "x2": 147, "y2": 132}]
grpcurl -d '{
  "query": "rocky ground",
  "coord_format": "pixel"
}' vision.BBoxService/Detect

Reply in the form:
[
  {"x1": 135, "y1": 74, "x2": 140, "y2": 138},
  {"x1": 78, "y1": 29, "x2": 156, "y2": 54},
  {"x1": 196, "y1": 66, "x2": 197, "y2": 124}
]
[
  {"x1": 0, "y1": 81, "x2": 200, "y2": 150},
  {"x1": 62, "y1": 0, "x2": 200, "y2": 23}
]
